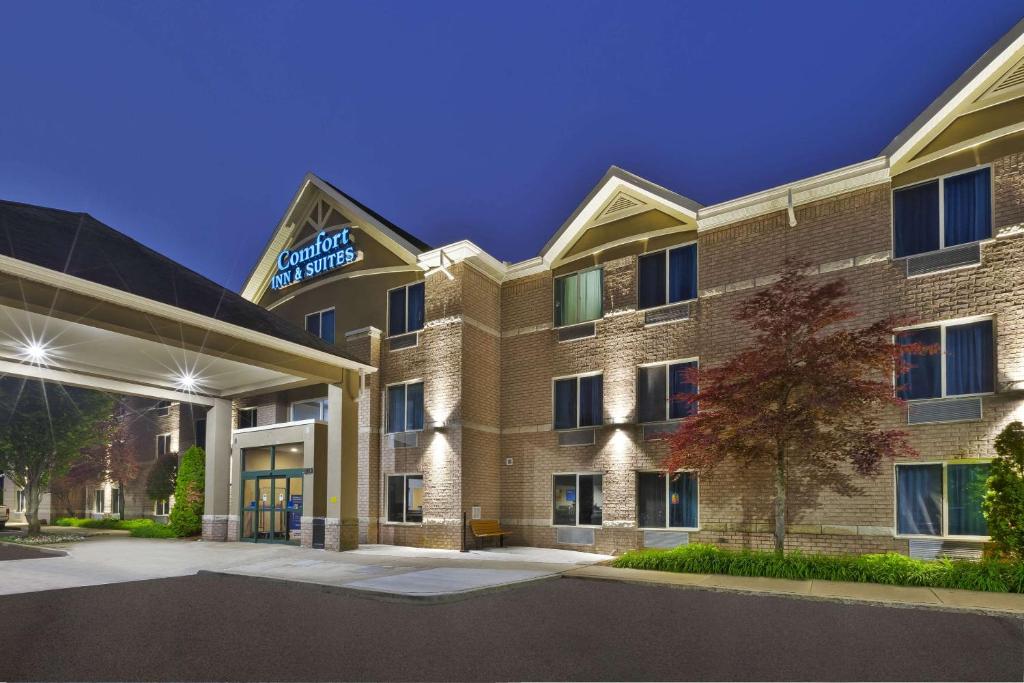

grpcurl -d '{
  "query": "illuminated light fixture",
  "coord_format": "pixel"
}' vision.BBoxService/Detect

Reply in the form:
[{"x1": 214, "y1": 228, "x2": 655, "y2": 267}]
[
  {"x1": 21, "y1": 340, "x2": 50, "y2": 365},
  {"x1": 176, "y1": 372, "x2": 198, "y2": 392}
]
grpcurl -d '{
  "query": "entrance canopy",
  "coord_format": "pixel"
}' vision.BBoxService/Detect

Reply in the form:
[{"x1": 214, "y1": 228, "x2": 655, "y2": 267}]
[{"x1": 0, "y1": 199, "x2": 374, "y2": 405}]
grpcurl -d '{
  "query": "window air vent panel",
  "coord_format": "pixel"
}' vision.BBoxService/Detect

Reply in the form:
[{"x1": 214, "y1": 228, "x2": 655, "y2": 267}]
[
  {"x1": 643, "y1": 530, "x2": 689, "y2": 549},
  {"x1": 645, "y1": 302, "x2": 691, "y2": 326},
  {"x1": 557, "y1": 322, "x2": 596, "y2": 342},
  {"x1": 642, "y1": 422, "x2": 680, "y2": 441},
  {"x1": 387, "y1": 332, "x2": 418, "y2": 351},
  {"x1": 602, "y1": 192, "x2": 641, "y2": 217},
  {"x1": 558, "y1": 428, "x2": 596, "y2": 446},
  {"x1": 907, "y1": 397, "x2": 982, "y2": 425},
  {"x1": 556, "y1": 527, "x2": 595, "y2": 545},
  {"x1": 908, "y1": 539, "x2": 983, "y2": 561},
  {"x1": 391, "y1": 431, "x2": 419, "y2": 449},
  {"x1": 905, "y1": 243, "x2": 980, "y2": 277},
  {"x1": 992, "y1": 57, "x2": 1024, "y2": 93}
]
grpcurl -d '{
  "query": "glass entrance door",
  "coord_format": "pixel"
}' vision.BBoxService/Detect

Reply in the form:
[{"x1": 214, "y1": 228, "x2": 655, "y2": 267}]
[{"x1": 240, "y1": 444, "x2": 304, "y2": 544}]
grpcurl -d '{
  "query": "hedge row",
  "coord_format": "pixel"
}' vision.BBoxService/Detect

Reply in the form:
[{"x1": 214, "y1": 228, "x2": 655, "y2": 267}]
[
  {"x1": 54, "y1": 517, "x2": 177, "y2": 538},
  {"x1": 613, "y1": 543, "x2": 1024, "y2": 593}
]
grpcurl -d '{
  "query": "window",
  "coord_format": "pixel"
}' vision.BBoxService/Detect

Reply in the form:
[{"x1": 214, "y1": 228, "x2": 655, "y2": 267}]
[
  {"x1": 238, "y1": 407, "x2": 258, "y2": 429},
  {"x1": 553, "y1": 374, "x2": 603, "y2": 430},
  {"x1": 154, "y1": 499, "x2": 170, "y2": 516},
  {"x1": 386, "y1": 382, "x2": 424, "y2": 434},
  {"x1": 896, "y1": 462, "x2": 991, "y2": 537},
  {"x1": 637, "y1": 361, "x2": 697, "y2": 423},
  {"x1": 194, "y1": 418, "x2": 206, "y2": 450},
  {"x1": 638, "y1": 243, "x2": 697, "y2": 310},
  {"x1": 637, "y1": 472, "x2": 698, "y2": 529},
  {"x1": 94, "y1": 488, "x2": 105, "y2": 513},
  {"x1": 291, "y1": 398, "x2": 328, "y2": 422},
  {"x1": 554, "y1": 267, "x2": 602, "y2": 327},
  {"x1": 111, "y1": 488, "x2": 121, "y2": 515},
  {"x1": 154, "y1": 400, "x2": 170, "y2": 417},
  {"x1": 553, "y1": 474, "x2": 603, "y2": 526},
  {"x1": 387, "y1": 474, "x2": 424, "y2": 523},
  {"x1": 305, "y1": 308, "x2": 336, "y2": 344},
  {"x1": 156, "y1": 433, "x2": 172, "y2": 457},
  {"x1": 15, "y1": 489, "x2": 26, "y2": 512},
  {"x1": 388, "y1": 282, "x2": 425, "y2": 337},
  {"x1": 898, "y1": 319, "x2": 994, "y2": 400},
  {"x1": 893, "y1": 167, "x2": 991, "y2": 258}
]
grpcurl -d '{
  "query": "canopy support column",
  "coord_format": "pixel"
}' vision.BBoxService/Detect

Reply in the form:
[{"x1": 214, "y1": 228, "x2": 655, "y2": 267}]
[{"x1": 202, "y1": 397, "x2": 233, "y2": 541}]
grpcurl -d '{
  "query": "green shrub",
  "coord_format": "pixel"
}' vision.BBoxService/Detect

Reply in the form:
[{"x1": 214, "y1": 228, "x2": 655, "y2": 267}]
[
  {"x1": 613, "y1": 543, "x2": 1024, "y2": 593},
  {"x1": 168, "y1": 445, "x2": 205, "y2": 537},
  {"x1": 983, "y1": 421, "x2": 1024, "y2": 561},
  {"x1": 53, "y1": 516, "x2": 176, "y2": 538}
]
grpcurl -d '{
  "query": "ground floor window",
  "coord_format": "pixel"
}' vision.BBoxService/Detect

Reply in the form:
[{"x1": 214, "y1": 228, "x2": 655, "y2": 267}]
[
  {"x1": 94, "y1": 488, "x2": 105, "y2": 513},
  {"x1": 896, "y1": 462, "x2": 991, "y2": 537},
  {"x1": 154, "y1": 499, "x2": 170, "y2": 516},
  {"x1": 387, "y1": 474, "x2": 423, "y2": 523},
  {"x1": 552, "y1": 474, "x2": 603, "y2": 526},
  {"x1": 111, "y1": 488, "x2": 121, "y2": 515},
  {"x1": 15, "y1": 489, "x2": 26, "y2": 512},
  {"x1": 637, "y1": 471, "x2": 698, "y2": 529}
]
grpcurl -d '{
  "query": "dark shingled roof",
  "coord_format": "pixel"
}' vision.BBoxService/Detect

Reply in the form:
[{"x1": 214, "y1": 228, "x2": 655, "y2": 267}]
[
  {"x1": 319, "y1": 178, "x2": 432, "y2": 252},
  {"x1": 0, "y1": 199, "x2": 359, "y2": 362}
]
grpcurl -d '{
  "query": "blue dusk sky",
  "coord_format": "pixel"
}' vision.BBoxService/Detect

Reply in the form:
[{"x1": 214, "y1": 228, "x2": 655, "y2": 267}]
[{"x1": 1, "y1": 2, "x2": 1021, "y2": 290}]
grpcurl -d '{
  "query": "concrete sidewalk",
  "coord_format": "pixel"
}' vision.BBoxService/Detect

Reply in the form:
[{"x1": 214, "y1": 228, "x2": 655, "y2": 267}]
[{"x1": 566, "y1": 564, "x2": 1024, "y2": 615}]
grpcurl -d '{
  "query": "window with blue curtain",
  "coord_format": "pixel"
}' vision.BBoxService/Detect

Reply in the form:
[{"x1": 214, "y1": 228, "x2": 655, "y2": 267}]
[
  {"x1": 893, "y1": 167, "x2": 990, "y2": 258},
  {"x1": 386, "y1": 384, "x2": 405, "y2": 434},
  {"x1": 305, "y1": 309, "x2": 335, "y2": 344},
  {"x1": 387, "y1": 382, "x2": 423, "y2": 433},
  {"x1": 637, "y1": 471, "x2": 698, "y2": 529},
  {"x1": 896, "y1": 464, "x2": 942, "y2": 535},
  {"x1": 947, "y1": 463, "x2": 990, "y2": 536},
  {"x1": 638, "y1": 361, "x2": 696, "y2": 422},
  {"x1": 388, "y1": 282, "x2": 425, "y2": 337},
  {"x1": 944, "y1": 168, "x2": 991, "y2": 248},
  {"x1": 554, "y1": 375, "x2": 602, "y2": 429},
  {"x1": 638, "y1": 244, "x2": 697, "y2": 309},
  {"x1": 555, "y1": 268, "x2": 603, "y2": 326},
  {"x1": 945, "y1": 320, "x2": 993, "y2": 396},
  {"x1": 897, "y1": 327, "x2": 941, "y2": 400}
]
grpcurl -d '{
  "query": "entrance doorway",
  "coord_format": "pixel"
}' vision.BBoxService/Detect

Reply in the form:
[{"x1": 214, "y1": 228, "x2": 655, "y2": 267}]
[{"x1": 240, "y1": 444, "x2": 304, "y2": 544}]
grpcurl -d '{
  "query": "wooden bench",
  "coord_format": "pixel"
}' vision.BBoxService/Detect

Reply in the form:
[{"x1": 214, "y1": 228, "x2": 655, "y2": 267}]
[{"x1": 469, "y1": 519, "x2": 512, "y2": 548}]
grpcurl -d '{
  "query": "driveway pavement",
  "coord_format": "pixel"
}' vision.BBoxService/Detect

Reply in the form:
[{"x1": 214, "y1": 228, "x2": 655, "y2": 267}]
[
  {"x1": 0, "y1": 537, "x2": 609, "y2": 597},
  {"x1": 1, "y1": 573, "x2": 1019, "y2": 681}
]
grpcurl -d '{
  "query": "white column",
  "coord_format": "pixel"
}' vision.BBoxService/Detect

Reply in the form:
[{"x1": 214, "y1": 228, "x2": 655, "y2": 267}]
[
  {"x1": 325, "y1": 376, "x2": 359, "y2": 550},
  {"x1": 202, "y1": 397, "x2": 232, "y2": 541}
]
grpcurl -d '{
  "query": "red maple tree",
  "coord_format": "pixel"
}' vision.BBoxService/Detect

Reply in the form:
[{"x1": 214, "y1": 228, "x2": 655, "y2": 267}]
[
  {"x1": 80, "y1": 409, "x2": 141, "y2": 519},
  {"x1": 664, "y1": 261, "x2": 935, "y2": 554}
]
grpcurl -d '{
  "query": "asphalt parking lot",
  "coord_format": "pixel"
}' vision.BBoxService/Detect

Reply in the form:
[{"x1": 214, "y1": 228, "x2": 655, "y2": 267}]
[{"x1": 1, "y1": 573, "x2": 1021, "y2": 681}]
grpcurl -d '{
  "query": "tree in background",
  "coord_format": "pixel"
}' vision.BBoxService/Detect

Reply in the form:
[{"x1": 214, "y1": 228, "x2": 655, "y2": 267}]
[
  {"x1": 983, "y1": 421, "x2": 1024, "y2": 560},
  {"x1": 49, "y1": 457, "x2": 104, "y2": 518},
  {"x1": 146, "y1": 451, "x2": 178, "y2": 509},
  {"x1": 168, "y1": 445, "x2": 204, "y2": 537},
  {"x1": 0, "y1": 378, "x2": 112, "y2": 534},
  {"x1": 664, "y1": 261, "x2": 933, "y2": 555}
]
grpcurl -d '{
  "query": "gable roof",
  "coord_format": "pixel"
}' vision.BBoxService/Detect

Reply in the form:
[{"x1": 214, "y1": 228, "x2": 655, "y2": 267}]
[
  {"x1": 0, "y1": 198, "x2": 360, "y2": 363},
  {"x1": 240, "y1": 173, "x2": 432, "y2": 301},
  {"x1": 882, "y1": 18, "x2": 1024, "y2": 172}
]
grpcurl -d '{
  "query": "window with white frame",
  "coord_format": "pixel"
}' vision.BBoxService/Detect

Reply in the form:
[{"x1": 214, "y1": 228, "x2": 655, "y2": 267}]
[
  {"x1": 553, "y1": 473, "x2": 603, "y2": 526},
  {"x1": 238, "y1": 407, "x2": 258, "y2": 429},
  {"x1": 637, "y1": 361, "x2": 697, "y2": 423},
  {"x1": 291, "y1": 398, "x2": 328, "y2": 422},
  {"x1": 893, "y1": 166, "x2": 991, "y2": 258},
  {"x1": 305, "y1": 308, "x2": 336, "y2": 344},
  {"x1": 896, "y1": 462, "x2": 991, "y2": 538},
  {"x1": 156, "y1": 433, "x2": 172, "y2": 457},
  {"x1": 154, "y1": 499, "x2": 170, "y2": 516},
  {"x1": 94, "y1": 488, "x2": 105, "y2": 513},
  {"x1": 554, "y1": 267, "x2": 603, "y2": 327},
  {"x1": 553, "y1": 374, "x2": 603, "y2": 430},
  {"x1": 15, "y1": 489, "x2": 26, "y2": 512},
  {"x1": 387, "y1": 282, "x2": 425, "y2": 337},
  {"x1": 111, "y1": 488, "x2": 121, "y2": 515},
  {"x1": 637, "y1": 243, "x2": 697, "y2": 310},
  {"x1": 897, "y1": 318, "x2": 994, "y2": 400},
  {"x1": 154, "y1": 400, "x2": 171, "y2": 417},
  {"x1": 386, "y1": 381, "x2": 424, "y2": 434},
  {"x1": 637, "y1": 471, "x2": 698, "y2": 529},
  {"x1": 387, "y1": 474, "x2": 423, "y2": 523}
]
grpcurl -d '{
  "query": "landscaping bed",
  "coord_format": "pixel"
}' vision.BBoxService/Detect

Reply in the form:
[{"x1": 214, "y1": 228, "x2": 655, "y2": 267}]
[
  {"x1": 55, "y1": 517, "x2": 177, "y2": 538},
  {"x1": 613, "y1": 543, "x2": 1024, "y2": 593}
]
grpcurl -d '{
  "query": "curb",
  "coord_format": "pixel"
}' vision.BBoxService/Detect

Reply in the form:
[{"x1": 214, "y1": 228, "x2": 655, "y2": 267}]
[
  {"x1": 196, "y1": 569, "x2": 562, "y2": 605},
  {"x1": 0, "y1": 540, "x2": 69, "y2": 558}
]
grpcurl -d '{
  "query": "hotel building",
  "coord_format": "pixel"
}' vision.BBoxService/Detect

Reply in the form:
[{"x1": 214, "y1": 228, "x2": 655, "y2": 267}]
[{"x1": 3, "y1": 20, "x2": 1024, "y2": 558}]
